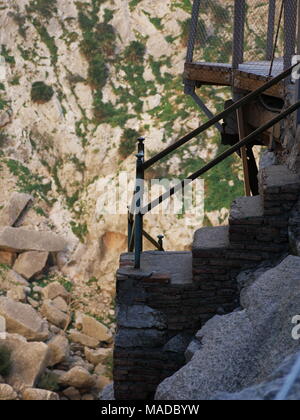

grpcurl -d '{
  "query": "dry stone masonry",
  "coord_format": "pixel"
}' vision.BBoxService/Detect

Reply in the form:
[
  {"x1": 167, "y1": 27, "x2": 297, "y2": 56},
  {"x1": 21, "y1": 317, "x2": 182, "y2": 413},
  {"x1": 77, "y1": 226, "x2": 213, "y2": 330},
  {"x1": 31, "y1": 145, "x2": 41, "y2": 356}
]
[{"x1": 114, "y1": 164, "x2": 300, "y2": 400}]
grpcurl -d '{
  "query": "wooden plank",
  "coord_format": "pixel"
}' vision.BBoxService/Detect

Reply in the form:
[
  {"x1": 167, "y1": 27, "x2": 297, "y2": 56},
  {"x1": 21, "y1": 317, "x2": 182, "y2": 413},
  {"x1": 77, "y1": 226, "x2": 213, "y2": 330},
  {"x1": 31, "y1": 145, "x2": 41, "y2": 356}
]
[
  {"x1": 233, "y1": 70, "x2": 284, "y2": 98},
  {"x1": 184, "y1": 63, "x2": 232, "y2": 86}
]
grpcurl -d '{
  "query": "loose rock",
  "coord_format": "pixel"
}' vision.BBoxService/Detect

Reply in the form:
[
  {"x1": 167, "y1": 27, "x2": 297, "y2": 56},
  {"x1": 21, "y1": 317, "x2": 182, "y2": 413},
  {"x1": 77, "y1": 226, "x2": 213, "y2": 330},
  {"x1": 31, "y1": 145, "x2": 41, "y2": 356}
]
[{"x1": 13, "y1": 251, "x2": 49, "y2": 280}]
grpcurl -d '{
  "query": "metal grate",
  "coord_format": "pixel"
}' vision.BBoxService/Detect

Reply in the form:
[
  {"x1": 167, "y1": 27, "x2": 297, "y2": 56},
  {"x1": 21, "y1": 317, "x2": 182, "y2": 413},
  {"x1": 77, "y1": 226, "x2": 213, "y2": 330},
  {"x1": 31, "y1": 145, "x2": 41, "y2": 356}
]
[{"x1": 187, "y1": 0, "x2": 297, "y2": 74}]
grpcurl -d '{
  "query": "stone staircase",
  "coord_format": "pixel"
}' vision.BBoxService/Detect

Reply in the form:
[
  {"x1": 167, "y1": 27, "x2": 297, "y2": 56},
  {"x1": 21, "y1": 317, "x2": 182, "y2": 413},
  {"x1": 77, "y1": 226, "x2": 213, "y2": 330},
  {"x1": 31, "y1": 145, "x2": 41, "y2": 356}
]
[{"x1": 114, "y1": 164, "x2": 300, "y2": 400}]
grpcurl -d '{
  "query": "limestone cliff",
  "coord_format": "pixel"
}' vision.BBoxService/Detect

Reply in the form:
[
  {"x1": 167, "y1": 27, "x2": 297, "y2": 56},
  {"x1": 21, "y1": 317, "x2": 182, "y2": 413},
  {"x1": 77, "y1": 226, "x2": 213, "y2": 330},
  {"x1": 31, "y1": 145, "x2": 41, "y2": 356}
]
[{"x1": 0, "y1": 0, "x2": 244, "y2": 321}]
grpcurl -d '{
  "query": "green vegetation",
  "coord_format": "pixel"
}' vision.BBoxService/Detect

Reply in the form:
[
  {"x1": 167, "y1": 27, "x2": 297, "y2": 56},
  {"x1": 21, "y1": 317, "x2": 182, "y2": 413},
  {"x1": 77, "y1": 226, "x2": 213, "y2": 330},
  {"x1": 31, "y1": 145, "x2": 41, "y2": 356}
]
[
  {"x1": 31, "y1": 81, "x2": 54, "y2": 103},
  {"x1": 31, "y1": 20, "x2": 58, "y2": 65},
  {"x1": 129, "y1": 0, "x2": 143, "y2": 11},
  {"x1": 27, "y1": 0, "x2": 57, "y2": 19},
  {"x1": 119, "y1": 128, "x2": 139, "y2": 158},
  {"x1": 1, "y1": 45, "x2": 15, "y2": 65},
  {"x1": 6, "y1": 159, "x2": 52, "y2": 204},
  {"x1": 37, "y1": 372, "x2": 60, "y2": 392},
  {"x1": 0, "y1": 346, "x2": 12, "y2": 377},
  {"x1": 70, "y1": 221, "x2": 88, "y2": 243}
]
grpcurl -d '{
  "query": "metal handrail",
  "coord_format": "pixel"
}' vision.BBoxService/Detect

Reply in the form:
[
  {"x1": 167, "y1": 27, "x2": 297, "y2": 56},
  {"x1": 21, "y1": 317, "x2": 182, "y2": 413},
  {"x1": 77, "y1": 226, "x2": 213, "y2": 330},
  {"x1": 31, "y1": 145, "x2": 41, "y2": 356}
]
[
  {"x1": 143, "y1": 63, "x2": 297, "y2": 171},
  {"x1": 128, "y1": 63, "x2": 300, "y2": 268}
]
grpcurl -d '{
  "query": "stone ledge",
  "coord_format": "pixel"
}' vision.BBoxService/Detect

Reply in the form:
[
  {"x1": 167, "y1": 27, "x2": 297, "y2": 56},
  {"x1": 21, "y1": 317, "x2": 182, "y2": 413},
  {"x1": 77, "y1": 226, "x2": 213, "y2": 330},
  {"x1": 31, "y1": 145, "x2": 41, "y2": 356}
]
[{"x1": 193, "y1": 226, "x2": 230, "y2": 251}]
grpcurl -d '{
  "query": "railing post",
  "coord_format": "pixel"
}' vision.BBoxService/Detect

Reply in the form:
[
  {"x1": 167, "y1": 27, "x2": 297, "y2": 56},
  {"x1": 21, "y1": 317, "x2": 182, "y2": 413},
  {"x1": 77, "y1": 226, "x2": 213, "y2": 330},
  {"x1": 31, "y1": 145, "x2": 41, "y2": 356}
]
[
  {"x1": 284, "y1": 0, "x2": 297, "y2": 71},
  {"x1": 186, "y1": 0, "x2": 201, "y2": 63},
  {"x1": 134, "y1": 139, "x2": 145, "y2": 269},
  {"x1": 232, "y1": 0, "x2": 246, "y2": 70},
  {"x1": 157, "y1": 235, "x2": 164, "y2": 252},
  {"x1": 266, "y1": 0, "x2": 276, "y2": 60},
  {"x1": 128, "y1": 209, "x2": 133, "y2": 251}
]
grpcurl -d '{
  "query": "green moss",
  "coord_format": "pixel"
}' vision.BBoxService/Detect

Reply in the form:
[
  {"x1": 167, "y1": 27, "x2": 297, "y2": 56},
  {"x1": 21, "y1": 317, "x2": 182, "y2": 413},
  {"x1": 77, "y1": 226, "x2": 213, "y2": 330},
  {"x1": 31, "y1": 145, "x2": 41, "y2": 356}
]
[
  {"x1": 104, "y1": 8, "x2": 114, "y2": 23},
  {"x1": 0, "y1": 346, "x2": 12, "y2": 377},
  {"x1": 31, "y1": 81, "x2": 54, "y2": 104},
  {"x1": 119, "y1": 128, "x2": 139, "y2": 158}
]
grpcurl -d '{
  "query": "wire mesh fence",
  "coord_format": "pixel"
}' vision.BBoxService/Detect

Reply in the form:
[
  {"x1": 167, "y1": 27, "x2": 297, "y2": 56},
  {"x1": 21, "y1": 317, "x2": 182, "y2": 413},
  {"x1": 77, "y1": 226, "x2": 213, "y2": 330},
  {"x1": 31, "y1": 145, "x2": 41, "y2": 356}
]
[{"x1": 188, "y1": 0, "x2": 296, "y2": 75}]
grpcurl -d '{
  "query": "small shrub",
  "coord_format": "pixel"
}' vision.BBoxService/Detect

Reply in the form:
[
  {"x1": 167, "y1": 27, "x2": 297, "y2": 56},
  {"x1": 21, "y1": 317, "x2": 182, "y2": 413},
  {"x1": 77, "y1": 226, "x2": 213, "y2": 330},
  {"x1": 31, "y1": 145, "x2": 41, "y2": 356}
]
[
  {"x1": 37, "y1": 372, "x2": 60, "y2": 392},
  {"x1": 31, "y1": 81, "x2": 54, "y2": 104},
  {"x1": 124, "y1": 41, "x2": 146, "y2": 62},
  {"x1": 27, "y1": 0, "x2": 57, "y2": 19},
  {"x1": 119, "y1": 128, "x2": 140, "y2": 158},
  {"x1": 87, "y1": 54, "x2": 109, "y2": 89},
  {"x1": 0, "y1": 346, "x2": 12, "y2": 377}
]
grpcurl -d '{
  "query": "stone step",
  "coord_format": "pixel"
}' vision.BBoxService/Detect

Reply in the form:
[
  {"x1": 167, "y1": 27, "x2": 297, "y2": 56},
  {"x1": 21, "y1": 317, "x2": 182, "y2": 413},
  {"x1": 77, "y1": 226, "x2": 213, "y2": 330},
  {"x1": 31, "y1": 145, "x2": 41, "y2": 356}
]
[
  {"x1": 259, "y1": 165, "x2": 300, "y2": 214},
  {"x1": 229, "y1": 196, "x2": 264, "y2": 226},
  {"x1": 193, "y1": 226, "x2": 230, "y2": 258}
]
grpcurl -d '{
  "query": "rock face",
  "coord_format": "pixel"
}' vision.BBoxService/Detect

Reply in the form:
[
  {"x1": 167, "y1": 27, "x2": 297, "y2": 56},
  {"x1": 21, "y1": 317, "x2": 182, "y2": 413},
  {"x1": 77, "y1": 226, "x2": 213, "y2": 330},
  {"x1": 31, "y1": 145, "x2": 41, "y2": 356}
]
[
  {"x1": 156, "y1": 256, "x2": 300, "y2": 400},
  {"x1": 0, "y1": 297, "x2": 49, "y2": 341},
  {"x1": 0, "y1": 334, "x2": 50, "y2": 390},
  {"x1": 214, "y1": 352, "x2": 300, "y2": 401},
  {"x1": 0, "y1": 193, "x2": 33, "y2": 227},
  {"x1": 0, "y1": 227, "x2": 67, "y2": 253},
  {"x1": 13, "y1": 251, "x2": 49, "y2": 280}
]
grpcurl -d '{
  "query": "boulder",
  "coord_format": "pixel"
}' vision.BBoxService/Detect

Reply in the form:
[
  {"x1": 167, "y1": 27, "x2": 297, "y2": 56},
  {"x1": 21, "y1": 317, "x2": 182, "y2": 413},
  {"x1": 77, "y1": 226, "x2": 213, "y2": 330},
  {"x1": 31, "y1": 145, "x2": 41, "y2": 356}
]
[
  {"x1": 0, "y1": 334, "x2": 50, "y2": 390},
  {"x1": 63, "y1": 386, "x2": 81, "y2": 400},
  {"x1": 75, "y1": 312, "x2": 112, "y2": 342},
  {"x1": 68, "y1": 330, "x2": 99, "y2": 349},
  {"x1": 0, "y1": 193, "x2": 33, "y2": 227},
  {"x1": 22, "y1": 388, "x2": 59, "y2": 401},
  {"x1": 59, "y1": 366, "x2": 95, "y2": 389},
  {"x1": 0, "y1": 384, "x2": 18, "y2": 400},
  {"x1": 13, "y1": 251, "x2": 49, "y2": 280},
  {"x1": 47, "y1": 335, "x2": 70, "y2": 367},
  {"x1": 84, "y1": 347, "x2": 112, "y2": 366},
  {"x1": 7, "y1": 286, "x2": 27, "y2": 302},
  {"x1": 94, "y1": 375, "x2": 111, "y2": 392},
  {"x1": 40, "y1": 300, "x2": 69, "y2": 329},
  {"x1": 52, "y1": 296, "x2": 68, "y2": 313},
  {"x1": 0, "y1": 227, "x2": 67, "y2": 253},
  {"x1": 156, "y1": 256, "x2": 300, "y2": 400},
  {"x1": 41, "y1": 282, "x2": 69, "y2": 301},
  {"x1": 0, "y1": 297, "x2": 49, "y2": 341},
  {"x1": 0, "y1": 269, "x2": 29, "y2": 291},
  {"x1": 214, "y1": 352, "x2": 300, "y2": 400}
]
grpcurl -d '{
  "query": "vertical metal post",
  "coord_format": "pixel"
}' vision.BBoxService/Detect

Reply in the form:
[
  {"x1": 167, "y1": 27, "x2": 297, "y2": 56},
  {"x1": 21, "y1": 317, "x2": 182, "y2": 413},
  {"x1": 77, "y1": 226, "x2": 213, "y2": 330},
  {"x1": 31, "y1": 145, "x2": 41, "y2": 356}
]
[
  {"x1": 128, "y1": 210, "x2": 133, "y2": 251},
  {"x1": 232, "y1": 0, "x2": 246, "y2": 69},
  {"x1": 284, "y1": 0, "x2": 297, "y2": 71},
  {"x1": 134, "y1": 138, "x2": 145, "y2": 269},
  {"x1": 266, "y1": 0, "x2": 276, "y2": 60},
  {"x1": 157, "y1": 235, "x2": 164, "y2": 252},
  {"x1": 186, "y1": 0, "x2": 202, "y2": 63}
]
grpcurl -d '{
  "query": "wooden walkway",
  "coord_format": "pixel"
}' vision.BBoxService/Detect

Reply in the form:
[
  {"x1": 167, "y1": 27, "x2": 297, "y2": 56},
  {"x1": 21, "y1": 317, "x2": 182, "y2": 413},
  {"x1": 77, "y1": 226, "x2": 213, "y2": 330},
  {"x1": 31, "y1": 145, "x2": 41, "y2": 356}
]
[{"x1": 184, "y1": 59, "x2": 285, "y2": 98}]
